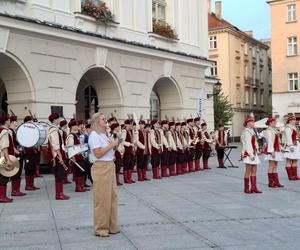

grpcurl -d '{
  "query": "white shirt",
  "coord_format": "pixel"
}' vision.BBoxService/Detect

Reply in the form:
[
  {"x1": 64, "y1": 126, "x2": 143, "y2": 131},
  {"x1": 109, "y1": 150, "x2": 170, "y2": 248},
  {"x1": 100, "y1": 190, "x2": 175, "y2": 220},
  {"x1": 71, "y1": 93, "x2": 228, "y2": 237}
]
[{"x1": 88, "y1": 131, "x2": 115, "y2": 161}]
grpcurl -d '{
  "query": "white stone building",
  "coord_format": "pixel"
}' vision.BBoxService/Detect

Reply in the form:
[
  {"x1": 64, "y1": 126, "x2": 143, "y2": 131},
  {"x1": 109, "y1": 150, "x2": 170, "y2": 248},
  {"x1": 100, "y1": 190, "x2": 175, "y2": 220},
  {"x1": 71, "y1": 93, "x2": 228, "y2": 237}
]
[{"x1": 0, "y1": 0, "x2": 214, "y2": 128}]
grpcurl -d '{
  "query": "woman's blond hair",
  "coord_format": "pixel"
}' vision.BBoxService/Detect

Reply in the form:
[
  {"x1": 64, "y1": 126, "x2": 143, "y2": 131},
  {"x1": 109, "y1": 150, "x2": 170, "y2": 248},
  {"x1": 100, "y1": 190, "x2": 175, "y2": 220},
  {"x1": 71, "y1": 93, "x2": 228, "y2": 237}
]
[{"x1": 91, "y1": 112, "x2": 105, "y2": 133}]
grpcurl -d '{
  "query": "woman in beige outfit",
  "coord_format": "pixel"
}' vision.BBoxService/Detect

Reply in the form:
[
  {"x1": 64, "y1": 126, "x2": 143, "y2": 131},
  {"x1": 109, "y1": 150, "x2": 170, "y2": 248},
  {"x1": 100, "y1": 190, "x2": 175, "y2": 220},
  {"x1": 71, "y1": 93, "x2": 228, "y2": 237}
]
[{"x1": 88, "y1": 112, "x2": 120, "y2": 237}]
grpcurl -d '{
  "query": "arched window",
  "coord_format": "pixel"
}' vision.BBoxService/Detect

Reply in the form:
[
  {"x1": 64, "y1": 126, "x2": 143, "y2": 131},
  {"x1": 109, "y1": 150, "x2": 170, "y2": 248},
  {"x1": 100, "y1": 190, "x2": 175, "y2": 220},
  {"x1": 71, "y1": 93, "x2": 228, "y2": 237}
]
[
  {"x1": 150, "y1": 90, "x2": 160, "y2": 120},
  {"x1": 84, "y1": 85, "x2": 99, "y2": 119}
]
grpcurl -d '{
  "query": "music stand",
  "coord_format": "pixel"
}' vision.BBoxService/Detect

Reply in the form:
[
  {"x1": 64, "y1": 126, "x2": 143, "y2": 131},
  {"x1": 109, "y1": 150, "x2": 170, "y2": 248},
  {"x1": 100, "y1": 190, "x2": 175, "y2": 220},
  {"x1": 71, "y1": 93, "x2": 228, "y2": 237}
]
[{"x1": 224, "y1": 146, "x2": 238, "y2": 168}]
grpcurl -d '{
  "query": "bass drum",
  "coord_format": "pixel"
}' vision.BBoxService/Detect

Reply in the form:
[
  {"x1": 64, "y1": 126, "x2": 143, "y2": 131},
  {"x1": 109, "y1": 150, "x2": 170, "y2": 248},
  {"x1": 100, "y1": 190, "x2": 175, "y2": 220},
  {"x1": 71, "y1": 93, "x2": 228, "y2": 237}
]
[
  {"x1": 38, "y1": 122, "x2": 50, "y2": 145},
  {"x1": 16, "y1": 122, "x2": 47, "y2": 148}
]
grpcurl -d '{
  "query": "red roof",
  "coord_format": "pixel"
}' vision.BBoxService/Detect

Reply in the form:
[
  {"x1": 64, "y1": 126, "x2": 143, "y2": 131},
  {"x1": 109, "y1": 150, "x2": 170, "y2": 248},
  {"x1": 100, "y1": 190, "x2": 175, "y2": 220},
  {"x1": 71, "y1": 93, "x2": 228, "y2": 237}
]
[{"x1": 208, "y1": 12, "x2": 241, "y2": 32}]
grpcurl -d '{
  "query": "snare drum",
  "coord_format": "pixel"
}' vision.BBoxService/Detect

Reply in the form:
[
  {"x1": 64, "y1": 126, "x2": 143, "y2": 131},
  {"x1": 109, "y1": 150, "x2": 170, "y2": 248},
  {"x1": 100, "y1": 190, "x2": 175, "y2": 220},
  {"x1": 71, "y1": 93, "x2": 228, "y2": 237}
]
[{"x1": 16, "y1": 122, "x2": 47, "y2": 148}]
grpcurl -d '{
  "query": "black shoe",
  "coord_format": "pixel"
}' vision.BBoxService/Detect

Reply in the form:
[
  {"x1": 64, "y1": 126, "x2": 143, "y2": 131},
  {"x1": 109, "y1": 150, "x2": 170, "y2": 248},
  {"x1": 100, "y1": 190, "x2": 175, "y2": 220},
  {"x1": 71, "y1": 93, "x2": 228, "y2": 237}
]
[{"x1": 84, "y1": 183, "x2": 91, "y2": 187}]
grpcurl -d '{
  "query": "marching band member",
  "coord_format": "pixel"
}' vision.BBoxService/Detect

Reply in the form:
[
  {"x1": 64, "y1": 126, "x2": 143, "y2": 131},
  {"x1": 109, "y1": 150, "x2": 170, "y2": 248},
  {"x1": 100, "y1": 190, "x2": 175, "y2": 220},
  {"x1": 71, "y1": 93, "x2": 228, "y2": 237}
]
[
  {"x1": 283, "y1": 115, "x2": 300, "y2": 181},
  {"x1": 0, "y1": 114, "x2": 14, "y2": 202},
  {"x1": 48, "y1": 112, "x2": 70, "y2": 200},
  {"x1": 160, "y1": 120, "x2": 170, "y2": 177},
  {"x1": 121, "y1": 119, "x2": 135, "y2": 184},
  {"x1": 135, "y1": 120, "x2": 150, "y2": 181},
  {"x1": 110, "y1": 123, "x2": 124, "y2": 185},
  {"x1": 60, "y1": 119, "x2": 71, "y2": 184},
  {"x1": 167, "y1": 121, "x2": 177, "y2": 176},
  {"x1": 181, "y1": 122, "x2": 189, "y2": 174},
  {"x1": 150, "y1": 119, "x2": 162, "y2": 179},
  {"x1": 263, "y1": 118, "x2": 284, "y2": 188},
  {"x1": 201, "y1": 122, "x2": 212, "y2": 170},
  {"x1": 187, "y1": 118, "x2": 195, "y2": 172},
  {"x1": 23, "y1": 115, "x2": 40, "y2": 191},
  {"x1": 193, "y1": 117, "x2": 203, "y2": 171},
  {"x1": 215, "y1": 121, "x2": 227, "y2": 168},
  {"x1": 175, "y1": 122, "x2": 184, "y2": 175},
  {"x1": 9, "y1": 115, "x2": 26, "y2": 196},
  {"x1": 66, "y1": 120, "x2": 88, "y2": 192},
  {"x1": 241, "y1": 117, "x2": 262, "y2": 194}
]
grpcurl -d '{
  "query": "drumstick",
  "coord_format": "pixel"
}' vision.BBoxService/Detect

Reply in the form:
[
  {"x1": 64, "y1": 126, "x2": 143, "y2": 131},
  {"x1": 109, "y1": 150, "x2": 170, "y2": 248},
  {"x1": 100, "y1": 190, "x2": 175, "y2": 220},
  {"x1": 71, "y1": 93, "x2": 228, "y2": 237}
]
[{"x1": 69, "y1": 158, "x2": 86, "y2": 172}]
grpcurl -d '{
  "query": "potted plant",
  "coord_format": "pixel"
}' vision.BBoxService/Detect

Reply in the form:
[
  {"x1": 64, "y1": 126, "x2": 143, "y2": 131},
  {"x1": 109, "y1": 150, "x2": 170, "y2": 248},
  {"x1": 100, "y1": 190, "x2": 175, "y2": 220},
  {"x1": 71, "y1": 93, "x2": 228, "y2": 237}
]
[{"x1": 152, "y1": 20, "x2": 178, "y2": 40}]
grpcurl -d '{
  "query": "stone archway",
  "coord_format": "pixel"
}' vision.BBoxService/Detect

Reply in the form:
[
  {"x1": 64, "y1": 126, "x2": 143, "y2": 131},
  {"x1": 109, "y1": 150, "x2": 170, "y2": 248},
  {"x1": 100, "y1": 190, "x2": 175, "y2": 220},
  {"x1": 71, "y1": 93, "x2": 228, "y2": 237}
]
[
  {"x1": 151, "y1": 77, "x2": 183, "y2": 119},
  {"x1": 0, "y1": 53, "x2": 34, "y2": 117},
  {"x1": 76, "y1": 67, "x2": 122, "y2": 120}
]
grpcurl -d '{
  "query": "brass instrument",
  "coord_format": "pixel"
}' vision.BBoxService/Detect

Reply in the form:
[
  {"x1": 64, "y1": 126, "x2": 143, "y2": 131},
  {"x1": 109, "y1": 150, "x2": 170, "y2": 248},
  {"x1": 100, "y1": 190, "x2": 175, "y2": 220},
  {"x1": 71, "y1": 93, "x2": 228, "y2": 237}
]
[
  {"x1": 0, "y1": 155, "x2": 20, "y2": 177},
  {"x1": 192, "y1": 136, "x2": 200, "y2": 145}
]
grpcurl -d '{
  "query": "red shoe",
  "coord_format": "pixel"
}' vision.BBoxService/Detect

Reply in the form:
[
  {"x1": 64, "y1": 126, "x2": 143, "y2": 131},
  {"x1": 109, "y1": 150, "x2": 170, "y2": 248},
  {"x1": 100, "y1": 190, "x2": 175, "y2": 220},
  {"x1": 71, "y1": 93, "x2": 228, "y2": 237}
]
[
  {"x1": 152, "y1": 167, "x2": 162, "y2": 179},
  {"x1": 75, "y1": 177, "x2": 86, "y2": 192},
  {"x1": 268, "y1": 173, "x2": 276, "y2": 188},
  {"x1": 142, "y1": 169, "x2": 150, "y2": 181},
  {"x1": 161, "y1": 166, "x2": 169, "y2": 177},
  {"x1": 286, "y1": 167, "x2": 297, "y2": 181},
  {"x1": 123, "y1": 170, "x2": 131, "y2": 184},
  {"x1": 176, "y1": 163, "x2": 182, "y2": 175},
  {"x1": 250, "y1": 176, "x2": 262, "y2": 193},
  {"x1": 169, "y1": 165, "x2": 176, "y2": 176},
  {"x1": 273, "y1": 173, "x2": 284, "y2": 188},
  {"x1": 138, "y1": 169, "x2": 144, "y2": 181},
  {"x1": 25, "y1": 176, "x2": 35, "y2": 191},
  {"x1": 292, "y1": 167, "x2": 300, "y2": 180},
  {"x1": 188, "y1": 161, "x2": 195, "y2": 172},
  {"x1": 55, "y1": 182, "x2": 70, "y2": 200},
  {"x1": 11, "y1": 180, "x2": 26, "y2": 196},
  {"x1": 194, "y1": 160, "x2": 200, "y2": 171},
  {"x1": 128, "y1": 169, "x2": 135, "y2": 183},
  {"x1": 0, "y1": 186, "x2": 13, "y2": 203}
]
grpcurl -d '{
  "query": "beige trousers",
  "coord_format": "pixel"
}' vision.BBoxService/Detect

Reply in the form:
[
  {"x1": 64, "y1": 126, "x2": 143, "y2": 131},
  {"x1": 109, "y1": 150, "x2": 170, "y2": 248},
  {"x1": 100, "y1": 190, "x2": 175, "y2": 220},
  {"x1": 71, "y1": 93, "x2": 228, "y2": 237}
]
[{"x1": 91, "y1": 161, "x2": 119, "y2": 235}]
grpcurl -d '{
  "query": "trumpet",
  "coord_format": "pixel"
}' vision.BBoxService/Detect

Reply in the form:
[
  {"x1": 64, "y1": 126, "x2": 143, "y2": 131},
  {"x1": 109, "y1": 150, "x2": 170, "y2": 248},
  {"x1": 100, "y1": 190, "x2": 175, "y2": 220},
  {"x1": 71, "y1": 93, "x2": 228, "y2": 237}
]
[{"x1": 192, "y1": 137, "x2": 200, "y2": 145}]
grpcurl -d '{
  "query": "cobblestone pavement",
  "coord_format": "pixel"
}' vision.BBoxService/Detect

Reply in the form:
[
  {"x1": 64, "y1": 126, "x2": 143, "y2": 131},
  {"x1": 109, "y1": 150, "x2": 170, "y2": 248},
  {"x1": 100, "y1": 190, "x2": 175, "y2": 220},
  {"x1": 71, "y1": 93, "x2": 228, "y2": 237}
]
[{"x1": 1, "y1": 144, "x2": 300, "y2": 250}]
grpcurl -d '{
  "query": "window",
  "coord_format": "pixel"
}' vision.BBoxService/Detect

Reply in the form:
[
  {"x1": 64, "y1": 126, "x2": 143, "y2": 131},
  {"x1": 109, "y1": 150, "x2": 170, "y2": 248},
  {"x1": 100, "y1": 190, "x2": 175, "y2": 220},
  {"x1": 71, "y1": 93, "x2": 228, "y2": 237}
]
[
  {"x1": 245, "y1": 89, "x2": 249, "y2": 104},
  {"x1": 288, "y1": 37, "x2": 298, "y2": 56},
  {"x1": 288, "y1": 73, "x2": 298, "y2": 91},
  {"x1": 245, "y1": 65, "x2": 248, "y2": 79},
  {"x1": 84, "y1": 85, "x2": 99, "y2": 119},
  {"x1": 211, "y1": 62, "x2": 218, "y2": 76},
  {"x1": 209, "y1": 36, "x2": 217, "y2": 50},
  {"x1": 252, "y1": 67, "x2": 256, "y2": 84},
  {"x1": 252, "y1": 47, "x2": 256, "y2": 58},
  {"x1": 260, "y1": 92, "x2": 264, "y2": 106},
  {"x1": 288, "y1": 4, "x2": 296, "y2": 22},
  {"x1": 253, "y1": 90, "x2": 257, "y2": 105},
  {"x1": 150, "y1": 90, "x2": 161, "y2": 120},
  {"x1": 152, "y1": 0, "x2": 166, "y2": 23}
]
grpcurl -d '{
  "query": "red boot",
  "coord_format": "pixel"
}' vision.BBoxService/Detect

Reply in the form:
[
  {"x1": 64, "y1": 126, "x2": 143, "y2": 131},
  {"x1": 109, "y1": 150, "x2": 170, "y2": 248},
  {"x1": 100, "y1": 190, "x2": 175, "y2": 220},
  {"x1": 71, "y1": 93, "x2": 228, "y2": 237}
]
[
  {"x1": 188, "y1": 161, "x2": 195, "y2": 172},
  {"x1": 116, "y1": 173, "x2": 123, "y2": 186},
  {"x1": 142, "y1": 169, "x2": 150, "y2": 181},
  {"x1": 0, "y1": 186, "x2": 13, "y2": 203},
  {"x1": 75, "y1": 177, "x2": 86, "y2": 192},
  {"x1": 152, "y1": 167, "x2": 161, "y2": 179},
  {"x1": 268, "y1": 173, "x2": 276, "y2": 188},
  {"x1": 203, "y1": 159, "x2": 211, "y2": 170},
  {"x1": 138, "y1": 169, "x2": 144, "y2": 181},
  {"x1": 169, "y1": 165, "x2": 176, "y2": 176},
  {"x1": 11, "y1": 180, "x2": 26, "y2": 196},
  {"x1": 194, "y1": 160, "x2": 201, "y2": 171},
  {"x1": 250, "y1": 176, "x2": 262, "y2": 193},
  {"x1": 273, "y1": 173, "x2": 284, "y2": 188},
  {"x1": 286, "y1": 167, "x2": 297, "y2": 181},
  {"x1": 128, "y1": 169, "x2": 135, "y2": 183},
  {"x1": 124, "y1": 170, "x2": 131, "y2": 184},
  {"x1": 176, "y1": 163, "x2": 182, "y2": 175},
  {"x1": 25, "y1": 176, "x2": 35, "y2": 191},
  {"x1": 244, "y1": 178, "x2": 251, "y2": 194},
  {"x1": 55, "y1": 182, "x2": 70, "y2": 200},
  {"x1": 161, "y1": 166, "x2": 169, "y2": 177},
  {"x1": 35, "y1": 164, "x2": 43, "y2": 178},
  {"x1": 292, "y1": 167, "x2": 300, "y2": 180}
]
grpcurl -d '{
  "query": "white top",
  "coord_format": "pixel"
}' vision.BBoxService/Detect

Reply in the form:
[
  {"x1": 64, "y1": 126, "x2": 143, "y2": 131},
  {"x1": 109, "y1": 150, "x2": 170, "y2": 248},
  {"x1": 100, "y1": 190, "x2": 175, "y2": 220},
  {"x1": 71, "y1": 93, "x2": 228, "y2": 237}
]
[{"x1": 88, "y1": 131, "x2": 115, "y2": 161}]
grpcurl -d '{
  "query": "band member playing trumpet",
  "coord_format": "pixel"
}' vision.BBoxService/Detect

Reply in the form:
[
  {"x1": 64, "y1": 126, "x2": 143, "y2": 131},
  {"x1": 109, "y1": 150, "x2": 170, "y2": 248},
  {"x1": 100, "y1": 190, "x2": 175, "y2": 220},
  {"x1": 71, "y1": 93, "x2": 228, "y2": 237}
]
[
  {"x1": 263, "y1": 118, "x2": 284, "y2": 188},
  {"x1": 0, "y1": 114, "x2": 14, "y2": 203},
  {"x1": 9, "y1": 115, "x2": 26, "y2": 196},
  {"x1": 23, "y1": 115, "x2": 40, "y2": 191},
  {"x1": 150, "y1": 119, "x2": 162, "y2": 179},
  {"x1": 215, "y1": 121, "x2": 227, "y2": 168},
  {"x1": 121, "y1": 119, "x2": 135, "y2": 184},
  {"x1": 66, "y1": 120, "x2": 88, "y2": 192},
  {"x1": 48, "y1": 112, "x2": 70, "y2": 200},
  {"x1": 160, "y1": 120, "x2": 170, "y2": 177},
  {"x1": 110, "y1": 123, "x2": 124, "y2": 185},
  {"x1": 201, "y1": 122, "x2": 212, "y2": 170},
  {"x1": 241, "y1": 117, "x2": 262, "y2": 194},
  {"x1": 167, "y1": 121, "x2": 177, "y2": 176},
  {"x1": 283, "y1": 115, "x2": 300, "y2": 180}
]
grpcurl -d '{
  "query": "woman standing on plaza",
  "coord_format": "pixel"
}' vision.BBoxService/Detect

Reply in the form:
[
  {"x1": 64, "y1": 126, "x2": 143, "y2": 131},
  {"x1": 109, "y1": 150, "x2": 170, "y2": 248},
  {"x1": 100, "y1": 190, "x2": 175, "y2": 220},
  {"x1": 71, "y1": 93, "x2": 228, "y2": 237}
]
[
  {"x1": 283, "y1": 115, "x2": 300, "y2": 181},
  {"x1": 241, "y1": 117, "x2": 262, "y2": 194},
  {"x1": 263, "y1": 118, "x2": 284, "y2": 188},
  {"x1": 88, "y1": 112, "x2": 120, "y2": 237}
]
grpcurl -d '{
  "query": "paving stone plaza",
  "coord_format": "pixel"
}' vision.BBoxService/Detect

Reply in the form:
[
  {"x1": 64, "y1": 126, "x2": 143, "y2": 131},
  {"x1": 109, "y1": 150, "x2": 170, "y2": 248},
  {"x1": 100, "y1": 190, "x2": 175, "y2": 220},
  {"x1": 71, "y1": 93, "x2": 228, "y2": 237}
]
[{"x1": 1, "y1": 144, "x2": 300, "y2": 250}]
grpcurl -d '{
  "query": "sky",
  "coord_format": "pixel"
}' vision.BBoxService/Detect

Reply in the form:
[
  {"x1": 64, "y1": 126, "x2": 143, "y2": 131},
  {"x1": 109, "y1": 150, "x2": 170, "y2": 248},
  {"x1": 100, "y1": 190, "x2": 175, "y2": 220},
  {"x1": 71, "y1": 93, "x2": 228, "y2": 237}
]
[{"x1": 210, "y1": 0, "x2": 271, "y2": 40}]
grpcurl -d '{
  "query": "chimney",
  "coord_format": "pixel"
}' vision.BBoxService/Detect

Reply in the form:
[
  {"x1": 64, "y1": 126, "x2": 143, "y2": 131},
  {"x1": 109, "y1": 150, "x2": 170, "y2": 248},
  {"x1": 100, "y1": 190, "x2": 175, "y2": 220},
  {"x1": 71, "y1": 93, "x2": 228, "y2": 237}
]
[
  {"x1": 207, "y1": 0, "x2": 211, "y2": 14},
  {"x1": 245, "y1": 31, "x2": 253, "y2": 37},
  {"x1": 215, "y1": 1, "x2": 222, "y2": 19}
]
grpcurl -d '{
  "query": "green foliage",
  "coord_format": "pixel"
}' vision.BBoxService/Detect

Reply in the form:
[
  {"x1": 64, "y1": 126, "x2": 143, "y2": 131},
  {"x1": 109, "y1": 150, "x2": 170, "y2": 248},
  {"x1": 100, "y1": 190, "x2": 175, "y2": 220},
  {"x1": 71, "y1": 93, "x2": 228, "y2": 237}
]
[
  {"x1": 81, "y1": 0, "x2": 114, "y2": 24},
  {"x1": 213, "y1": 88, "x2": 234, "y2": 129},
  {"x1": 263, "y1": 104, "x2": 273, "y2": 118}
]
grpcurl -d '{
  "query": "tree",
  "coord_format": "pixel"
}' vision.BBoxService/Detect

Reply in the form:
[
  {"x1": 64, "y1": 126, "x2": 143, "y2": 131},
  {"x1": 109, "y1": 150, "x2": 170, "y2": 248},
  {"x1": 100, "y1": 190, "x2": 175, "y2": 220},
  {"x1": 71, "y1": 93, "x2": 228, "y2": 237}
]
[{"x1": 213, "y1": 88, "x2": 234, "y2": 129}]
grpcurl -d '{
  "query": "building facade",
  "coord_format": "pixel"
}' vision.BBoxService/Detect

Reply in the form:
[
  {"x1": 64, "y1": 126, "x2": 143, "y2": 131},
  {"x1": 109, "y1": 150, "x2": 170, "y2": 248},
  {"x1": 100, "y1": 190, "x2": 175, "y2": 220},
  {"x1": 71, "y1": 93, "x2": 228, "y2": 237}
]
[
  {"x1": 208, "y1": 1, "x2": 271, "y2": 139},
  {"x1": 267, "y1": 0, "x2": 300, "y2": 121},
  {"x1": 0, "y1": 0, "x2": 214, "y2": 128}
]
